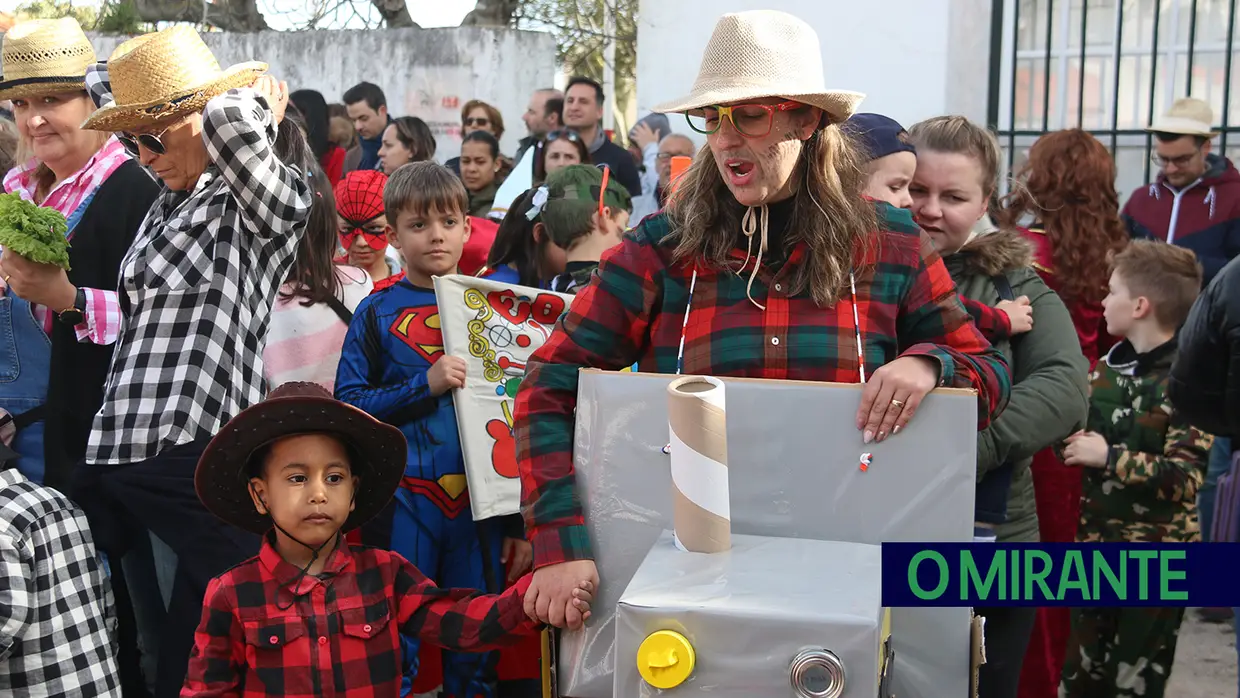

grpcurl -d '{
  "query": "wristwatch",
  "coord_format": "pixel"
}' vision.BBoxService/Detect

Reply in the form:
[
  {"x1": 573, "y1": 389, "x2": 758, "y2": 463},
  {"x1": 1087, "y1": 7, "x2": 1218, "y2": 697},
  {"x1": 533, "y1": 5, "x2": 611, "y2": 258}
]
[{"x1": 56, "y1": 288, "x2": 86, "y2": 326}]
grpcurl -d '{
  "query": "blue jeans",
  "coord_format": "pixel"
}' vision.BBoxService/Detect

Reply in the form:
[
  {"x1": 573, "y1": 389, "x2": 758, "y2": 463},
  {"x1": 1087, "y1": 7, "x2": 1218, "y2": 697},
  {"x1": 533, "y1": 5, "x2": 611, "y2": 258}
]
[
  {"x1": 0, "y1": 293, "x2": 50, "y2": 483},
  {"x1": 1199, "y1": 436, "x2": 1232, "y2": 542}
]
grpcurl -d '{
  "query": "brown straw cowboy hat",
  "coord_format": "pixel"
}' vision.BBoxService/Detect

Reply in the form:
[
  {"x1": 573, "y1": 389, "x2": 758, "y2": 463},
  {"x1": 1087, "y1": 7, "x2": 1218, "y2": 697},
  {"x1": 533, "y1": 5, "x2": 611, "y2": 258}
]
[
  {"x1": 653, "y1": 10, "x2": 865, "y2": 125},
  {"x1": 0, "y1": 18, "x2": 96, "y2": 102},
  {"x1": 196, "y1": 382, "x2": 408, "y2": 536},
  {"x1": 82, "y1": 26, "x2": 267, "y2": 133}
]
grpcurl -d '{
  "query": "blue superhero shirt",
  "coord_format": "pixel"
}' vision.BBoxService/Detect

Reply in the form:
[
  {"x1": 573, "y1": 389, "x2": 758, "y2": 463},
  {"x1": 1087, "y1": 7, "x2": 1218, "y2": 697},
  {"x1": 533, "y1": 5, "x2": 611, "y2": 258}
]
[
  {"x1": 335, "y1": 276, "x2": 511, "y2": 698},
  {"x1": 335, "y1": 277, "x2": 466, "y2": 513}
]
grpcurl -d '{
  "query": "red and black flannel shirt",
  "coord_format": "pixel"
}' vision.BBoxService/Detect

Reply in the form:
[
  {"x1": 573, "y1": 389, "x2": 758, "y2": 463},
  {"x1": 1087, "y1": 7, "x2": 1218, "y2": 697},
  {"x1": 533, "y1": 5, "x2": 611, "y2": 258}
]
[
  {"x1": 514, "y1": 204, "x2": 1013, "y2": 568},
  {"x1": 962, "y1": 296, "x2": 1013, "y2": 342},
  {"x1": 182, "y1": 536, "x2": 538, "y2": 697}
]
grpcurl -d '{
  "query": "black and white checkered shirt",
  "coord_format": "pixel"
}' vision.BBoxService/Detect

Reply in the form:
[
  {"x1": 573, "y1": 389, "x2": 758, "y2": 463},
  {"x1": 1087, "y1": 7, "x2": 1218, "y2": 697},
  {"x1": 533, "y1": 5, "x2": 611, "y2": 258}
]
[
  {"x1": 0, "y1": 469, "x2": 120, "y2": 696},
  {"x1": 84, "y1": 64, "x2": 311, "y2": 464}
]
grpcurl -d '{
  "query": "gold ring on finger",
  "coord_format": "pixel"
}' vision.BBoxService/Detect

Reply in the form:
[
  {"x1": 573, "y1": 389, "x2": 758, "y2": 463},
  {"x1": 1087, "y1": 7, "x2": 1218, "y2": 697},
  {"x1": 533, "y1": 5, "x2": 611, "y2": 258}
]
[{"x1": 891, "y1": 399, "x2": 905, "y2": 408}]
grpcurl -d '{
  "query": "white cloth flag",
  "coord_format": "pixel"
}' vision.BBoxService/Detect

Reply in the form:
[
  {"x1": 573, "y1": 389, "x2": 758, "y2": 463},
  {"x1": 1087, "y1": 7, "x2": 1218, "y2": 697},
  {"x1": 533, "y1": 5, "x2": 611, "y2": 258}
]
[{"x1": 433, "y1": 273, "x2": 573, "y2": 519}]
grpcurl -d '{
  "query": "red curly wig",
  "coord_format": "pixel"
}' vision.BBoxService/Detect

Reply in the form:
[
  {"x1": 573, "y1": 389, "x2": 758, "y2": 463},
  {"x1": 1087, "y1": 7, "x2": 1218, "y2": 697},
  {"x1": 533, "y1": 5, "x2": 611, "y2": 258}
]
[{"x1": 1000, "y1": 129, "x2": 1128, "y2": 304}]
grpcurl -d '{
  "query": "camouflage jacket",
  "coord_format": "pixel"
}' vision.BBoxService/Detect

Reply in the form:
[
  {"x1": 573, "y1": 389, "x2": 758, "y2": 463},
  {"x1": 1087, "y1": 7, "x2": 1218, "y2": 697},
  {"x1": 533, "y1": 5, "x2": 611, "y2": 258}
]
[{"x1": 1079, "y1": 338, "x2": 1213, "y2": 542}]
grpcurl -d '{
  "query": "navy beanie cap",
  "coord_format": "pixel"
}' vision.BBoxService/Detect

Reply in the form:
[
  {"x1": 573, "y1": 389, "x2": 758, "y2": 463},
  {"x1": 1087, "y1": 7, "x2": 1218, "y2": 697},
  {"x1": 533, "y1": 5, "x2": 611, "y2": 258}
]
[{"x1": 843, "y1": 113, "x2": 916, "y2": 162}]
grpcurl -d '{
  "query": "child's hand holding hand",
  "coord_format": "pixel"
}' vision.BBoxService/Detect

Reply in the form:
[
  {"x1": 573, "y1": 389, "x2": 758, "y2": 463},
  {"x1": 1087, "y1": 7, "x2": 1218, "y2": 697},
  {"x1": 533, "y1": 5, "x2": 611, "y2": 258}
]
[
  {"x1": 569, "y1": 580, "x2": 595, "y2": 627},
  {"x1": 428, "y1": 356, "x2": 467, "y2": 396},
  {"x1": 527, "y1": 579, "x2": 595, "y2": 628},
  {"x1": 997, "y1": 296, "x2": 1034, "y2": 335},
  {"x1": 1063, "y1": 430, "x2": 1109, "y2": 468}
]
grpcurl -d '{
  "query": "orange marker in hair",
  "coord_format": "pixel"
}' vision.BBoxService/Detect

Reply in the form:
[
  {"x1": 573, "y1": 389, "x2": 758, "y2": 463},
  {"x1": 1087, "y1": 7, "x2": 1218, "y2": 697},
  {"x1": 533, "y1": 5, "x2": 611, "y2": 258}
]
[{"x1": 599, "y1": 165, "x2": 611, "y2": 217}]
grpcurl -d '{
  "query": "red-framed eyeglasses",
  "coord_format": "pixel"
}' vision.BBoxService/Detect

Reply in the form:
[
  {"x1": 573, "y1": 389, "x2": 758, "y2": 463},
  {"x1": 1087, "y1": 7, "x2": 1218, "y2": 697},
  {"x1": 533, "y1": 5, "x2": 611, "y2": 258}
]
[{"x1": 685, "y1": 101, "x2": 805, "y2": 138}]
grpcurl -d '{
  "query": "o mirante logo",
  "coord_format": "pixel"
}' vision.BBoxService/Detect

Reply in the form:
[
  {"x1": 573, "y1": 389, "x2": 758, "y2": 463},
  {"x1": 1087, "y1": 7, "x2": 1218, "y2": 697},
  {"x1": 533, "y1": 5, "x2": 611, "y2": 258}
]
[{"x1": 881, "y1": 543, "x2": 1239, "y2": 607}]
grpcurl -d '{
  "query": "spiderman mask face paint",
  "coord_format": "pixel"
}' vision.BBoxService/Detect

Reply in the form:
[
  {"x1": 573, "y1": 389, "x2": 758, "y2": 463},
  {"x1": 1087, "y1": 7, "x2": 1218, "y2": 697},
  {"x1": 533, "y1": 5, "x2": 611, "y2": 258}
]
[
  {"x1": 335, "y1": 170, "x2": 391, "y2": 256},
  {"x1": 338, "y1": 216, "x2": 389, "y2": 251}
]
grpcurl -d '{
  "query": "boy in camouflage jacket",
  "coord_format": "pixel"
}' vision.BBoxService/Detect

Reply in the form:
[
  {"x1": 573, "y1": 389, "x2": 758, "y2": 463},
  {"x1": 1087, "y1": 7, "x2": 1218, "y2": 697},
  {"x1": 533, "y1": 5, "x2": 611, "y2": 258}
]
[{"x1": 1059, "y1": 240, "x2": 1213, "y2": 698}]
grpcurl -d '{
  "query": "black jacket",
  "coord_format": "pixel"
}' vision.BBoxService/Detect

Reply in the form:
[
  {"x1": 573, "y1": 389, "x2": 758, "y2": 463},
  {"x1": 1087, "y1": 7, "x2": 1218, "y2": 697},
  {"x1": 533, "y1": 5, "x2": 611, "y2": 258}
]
[
  {"x1": 1168, "y1": 254, "x2": 1240, "y2": 436},
  {"x1": 43, "y1": 160, "x2": 159, "y2": 491},
  {"x1": 590, "y1": 138, "x2": 642, "y2": 198}
]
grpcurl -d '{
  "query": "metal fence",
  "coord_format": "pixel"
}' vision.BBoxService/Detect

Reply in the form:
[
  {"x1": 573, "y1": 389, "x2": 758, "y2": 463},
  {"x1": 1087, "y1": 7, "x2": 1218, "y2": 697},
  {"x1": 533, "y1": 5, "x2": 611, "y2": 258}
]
[{"x1": 987, "y1": 0, "x2": 1240, "y2": 197}]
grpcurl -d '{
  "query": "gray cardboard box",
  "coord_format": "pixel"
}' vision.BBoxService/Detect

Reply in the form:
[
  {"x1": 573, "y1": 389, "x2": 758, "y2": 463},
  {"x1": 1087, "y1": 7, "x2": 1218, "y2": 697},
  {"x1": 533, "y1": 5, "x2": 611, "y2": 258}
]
[
  {"x1": 615, "y1": 532, "x2": 888, "y2": 698},
  {"x1": 562, "y1": 370, "x2": 978, "y2": 698}
]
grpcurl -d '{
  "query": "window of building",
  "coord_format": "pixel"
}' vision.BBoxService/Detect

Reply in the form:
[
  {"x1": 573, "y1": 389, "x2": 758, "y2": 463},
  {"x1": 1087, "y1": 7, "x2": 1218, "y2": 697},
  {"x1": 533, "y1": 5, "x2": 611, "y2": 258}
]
[{"x1": 992, "y1": 0, "x2": 1240, "y2": 201}]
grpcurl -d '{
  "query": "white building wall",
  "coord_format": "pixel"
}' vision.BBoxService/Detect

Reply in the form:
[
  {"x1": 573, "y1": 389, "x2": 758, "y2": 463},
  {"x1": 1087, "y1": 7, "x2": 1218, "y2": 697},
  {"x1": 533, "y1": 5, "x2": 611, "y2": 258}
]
[
  {"x1": 88, "y1": 28, "x2": 558, "y2": 162},
  {"x1": 637, "y1": 0, "x2": 994, "y2": 141}
]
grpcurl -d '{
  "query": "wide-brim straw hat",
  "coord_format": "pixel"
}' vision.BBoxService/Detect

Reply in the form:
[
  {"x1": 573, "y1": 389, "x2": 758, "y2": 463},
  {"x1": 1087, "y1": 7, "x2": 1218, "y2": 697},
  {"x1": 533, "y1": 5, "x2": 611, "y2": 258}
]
[
  {"x1": 653, "y1": 10, "x2": 865, "y2": 125},
  {"x1": 82, "y1": 25, "x2": 267, "y2": 133},
  {"x1": 195, "y1": 382, "x2": 408, "y2": 536},
  {"x1": 1147, "y1": 97, "x2": 1219, "y2": 138},
  {"x1": 0, "y1": 18, "x2": 96, "y2": 102}
]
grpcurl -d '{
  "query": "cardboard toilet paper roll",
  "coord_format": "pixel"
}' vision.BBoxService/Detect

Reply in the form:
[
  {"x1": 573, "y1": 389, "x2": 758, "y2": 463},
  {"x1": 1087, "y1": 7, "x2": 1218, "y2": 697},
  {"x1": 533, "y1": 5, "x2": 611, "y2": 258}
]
[{"x1": 667, "y1": 375, "x2": 730, "y2": 552}]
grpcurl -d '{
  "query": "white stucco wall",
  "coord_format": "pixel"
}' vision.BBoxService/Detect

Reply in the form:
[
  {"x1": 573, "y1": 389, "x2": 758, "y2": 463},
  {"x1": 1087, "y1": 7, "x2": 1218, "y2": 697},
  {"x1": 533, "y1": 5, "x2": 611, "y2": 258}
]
[
  {"x1": 88, "y1": 28, "x2": 558, "y2": 161},
  {"x1": 637, "y1": 0, "x2": 994, "y2": 141}
]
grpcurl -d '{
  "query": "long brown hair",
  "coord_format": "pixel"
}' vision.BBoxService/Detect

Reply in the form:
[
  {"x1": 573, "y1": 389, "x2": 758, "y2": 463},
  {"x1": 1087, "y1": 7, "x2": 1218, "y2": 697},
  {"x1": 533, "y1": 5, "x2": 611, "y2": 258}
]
[
  {"x1": 277, "y1": 117, "x2": 343, "y2": 307},
  {"x1": 1000, "y1": 129, "x2": 1127, "y2": 304},
  {"x1": 665, "y1": 120, "x2": 877, "y2": 307}
]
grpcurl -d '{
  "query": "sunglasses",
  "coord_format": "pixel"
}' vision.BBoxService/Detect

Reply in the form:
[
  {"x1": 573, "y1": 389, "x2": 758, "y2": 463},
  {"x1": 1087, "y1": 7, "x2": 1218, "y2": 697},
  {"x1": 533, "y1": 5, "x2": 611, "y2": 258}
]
[
  {"x1": 544, "y1": 130, "x2": 583, "y2": 143},
  {"x1": 118, "y1": 124, "x2": 175, "y2": 158},
  {"x1": 464, "y1": 117, "x2": 491, "y2": 127}
]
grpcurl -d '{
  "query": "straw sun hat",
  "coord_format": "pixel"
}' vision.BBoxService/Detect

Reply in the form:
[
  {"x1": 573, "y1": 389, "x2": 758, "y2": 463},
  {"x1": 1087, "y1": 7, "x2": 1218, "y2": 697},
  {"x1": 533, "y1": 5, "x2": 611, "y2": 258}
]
[
  {"x1": 653, "y1": 10, "x2": 865, "y2": 125},
  {"x1": 1147, "y1": 97, "x2": 1219, "y2": 138},
  {"x1": 82, "y1": 25, "x2": 267, "y2": 133},
  {"x1": 0, "y1": 18, "x2": 96, "y2": 102}
]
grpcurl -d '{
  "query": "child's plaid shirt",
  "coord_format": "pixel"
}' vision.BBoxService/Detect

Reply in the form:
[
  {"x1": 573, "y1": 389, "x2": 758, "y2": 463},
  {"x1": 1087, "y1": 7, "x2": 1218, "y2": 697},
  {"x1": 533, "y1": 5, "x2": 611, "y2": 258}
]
[{"x1": 182, "y1": 536, "x2": 539, "y2": 697}]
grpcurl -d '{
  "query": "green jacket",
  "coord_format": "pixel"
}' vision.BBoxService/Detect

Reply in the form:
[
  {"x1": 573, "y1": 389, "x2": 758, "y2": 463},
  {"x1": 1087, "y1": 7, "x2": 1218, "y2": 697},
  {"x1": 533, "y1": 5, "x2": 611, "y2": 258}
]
[
  {"x1": 1081, "y1": 339, "x2": 1213, "y2": 542},
  {"x1": 943, "y1": 230, "x2": 1091, "y2": 543},
  {"x1": 468, "y1": 181, "x2": 499, "y2": 217}
]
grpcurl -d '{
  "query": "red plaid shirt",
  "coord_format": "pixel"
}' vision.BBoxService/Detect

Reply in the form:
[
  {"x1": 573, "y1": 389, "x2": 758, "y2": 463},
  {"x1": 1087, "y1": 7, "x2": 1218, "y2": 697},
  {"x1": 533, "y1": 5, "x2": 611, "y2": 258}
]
[
  {"x1": 514, "y1": 205, "x2": 1013, "y2": 568},
  {"x1": 182, "y1": 537, "x2": 539, "y2": 697},
  {"x1": 962, "y1": 297, "x2": 1013, "y2": 342}
]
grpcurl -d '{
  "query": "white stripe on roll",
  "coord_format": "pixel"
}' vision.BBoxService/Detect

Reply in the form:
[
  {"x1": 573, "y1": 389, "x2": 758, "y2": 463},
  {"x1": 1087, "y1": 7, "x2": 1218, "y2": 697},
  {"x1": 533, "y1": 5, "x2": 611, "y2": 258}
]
[{"x1": 669, "y1": 429, "x2": 730, "y2": 520}]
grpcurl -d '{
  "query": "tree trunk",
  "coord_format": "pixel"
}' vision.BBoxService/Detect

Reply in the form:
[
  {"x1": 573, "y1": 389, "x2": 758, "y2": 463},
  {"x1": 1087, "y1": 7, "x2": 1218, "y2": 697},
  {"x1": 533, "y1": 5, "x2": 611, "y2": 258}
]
[
  {"x1": 370, "y1": 0, "x2": 418, "y2": 27},
  {"x1": 132, "y1": 0, "x2": 269, "y2": 32},
  {"x1": 460, "y1": 0, "x2": 520, "y2": 27}
]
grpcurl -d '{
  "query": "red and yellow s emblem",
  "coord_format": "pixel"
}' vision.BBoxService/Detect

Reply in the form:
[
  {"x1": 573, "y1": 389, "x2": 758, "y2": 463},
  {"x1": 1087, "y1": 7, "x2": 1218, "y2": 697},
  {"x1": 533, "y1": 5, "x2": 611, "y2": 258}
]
[{"x1": 390, "y1": 306, "x2": 444, "y2": 363}]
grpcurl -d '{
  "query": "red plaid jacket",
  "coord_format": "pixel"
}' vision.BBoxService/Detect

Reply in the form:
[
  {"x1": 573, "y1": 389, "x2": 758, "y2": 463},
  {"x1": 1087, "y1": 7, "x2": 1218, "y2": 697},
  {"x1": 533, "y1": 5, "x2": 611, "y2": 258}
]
[
  {"x1": 514, "y1": 205, "x2": 1013, "y2": 568},
  {"x1": 182, "y1": 538, "x2": 539, "y2": 697}
]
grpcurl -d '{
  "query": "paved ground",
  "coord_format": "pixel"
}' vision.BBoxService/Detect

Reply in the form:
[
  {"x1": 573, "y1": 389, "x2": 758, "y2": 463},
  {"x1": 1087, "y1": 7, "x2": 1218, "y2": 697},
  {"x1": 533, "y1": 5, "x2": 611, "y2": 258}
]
[{"x1": 1166, "y1": 609, "x2": 1236, "y2": 698}]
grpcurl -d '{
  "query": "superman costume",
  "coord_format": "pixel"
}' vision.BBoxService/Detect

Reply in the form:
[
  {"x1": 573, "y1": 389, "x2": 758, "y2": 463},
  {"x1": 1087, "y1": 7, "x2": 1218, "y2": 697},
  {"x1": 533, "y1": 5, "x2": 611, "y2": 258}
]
[{"x1": 335, "y1": 276, "x2": 518, "y2": 698}]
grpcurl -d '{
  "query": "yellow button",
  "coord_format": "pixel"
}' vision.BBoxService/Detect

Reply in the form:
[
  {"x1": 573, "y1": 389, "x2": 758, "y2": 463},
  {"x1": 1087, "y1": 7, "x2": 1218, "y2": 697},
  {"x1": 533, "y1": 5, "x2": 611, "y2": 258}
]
[{"x1": 637, "y1": 630, "x2": 696, "y2": 689}]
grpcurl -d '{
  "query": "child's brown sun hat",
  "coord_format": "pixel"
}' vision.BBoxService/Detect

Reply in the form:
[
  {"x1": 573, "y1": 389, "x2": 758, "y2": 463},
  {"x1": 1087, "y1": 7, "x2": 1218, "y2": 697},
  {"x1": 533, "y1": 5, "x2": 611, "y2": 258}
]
[{"x1": 195, "y1": 382, "x2": 407, "y2": 536}]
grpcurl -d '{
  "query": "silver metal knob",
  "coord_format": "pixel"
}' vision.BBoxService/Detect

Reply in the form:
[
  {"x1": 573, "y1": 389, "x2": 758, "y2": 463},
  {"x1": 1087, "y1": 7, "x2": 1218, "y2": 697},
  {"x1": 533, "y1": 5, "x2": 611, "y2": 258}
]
[{"x1": 789, "y1": 648, "x2": 845, "y2": 698}]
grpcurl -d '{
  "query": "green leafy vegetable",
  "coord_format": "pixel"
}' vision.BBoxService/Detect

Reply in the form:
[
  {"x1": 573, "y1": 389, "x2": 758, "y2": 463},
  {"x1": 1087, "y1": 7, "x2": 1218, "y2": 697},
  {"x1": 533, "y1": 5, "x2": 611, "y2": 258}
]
[{"x1": 0, "y1": 191, "x2": 70, "y2": 270}]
